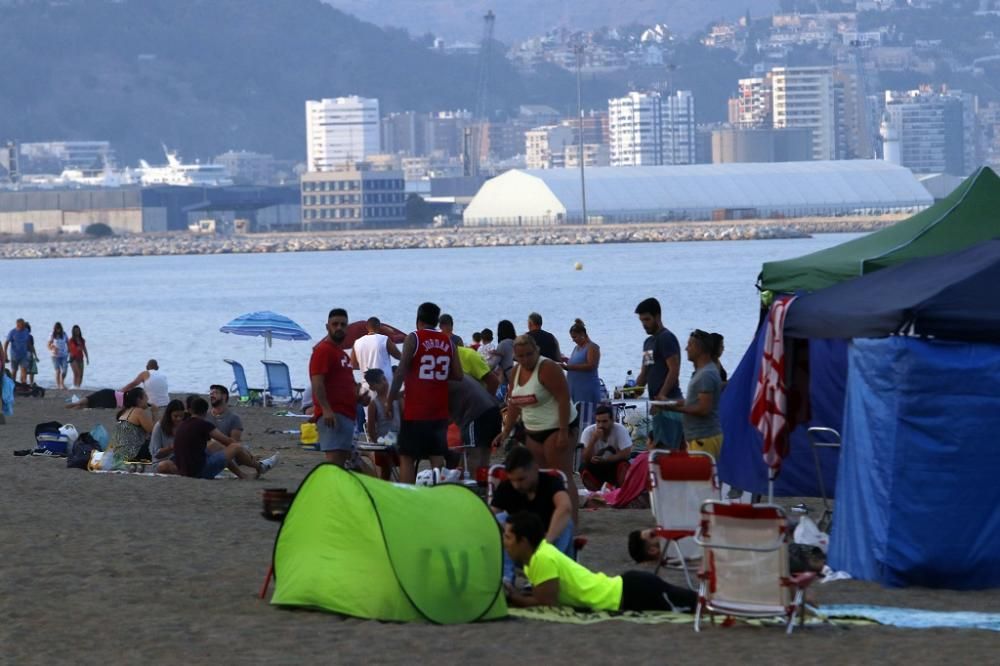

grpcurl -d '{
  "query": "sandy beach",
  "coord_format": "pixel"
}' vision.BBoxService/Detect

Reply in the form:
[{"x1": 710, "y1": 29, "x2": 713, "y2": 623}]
[{"x1": 2, "y1": 390, "x2": 997, "y2": 664}]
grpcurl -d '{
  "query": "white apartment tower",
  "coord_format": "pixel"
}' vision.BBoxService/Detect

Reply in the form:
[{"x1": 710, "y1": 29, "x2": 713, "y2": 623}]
[
  {"x1": 771, "y1": 67, "x2": 836, "y2": 161},
  {"x1": 662, "y1": 90, "x2": 696, "y2": 165},
  {"x1": 306, "y1": 96, "x2": 381, "y2": 172},
  {"x1": 609, "y1": 92, "x2": 664, "y2": 166}
]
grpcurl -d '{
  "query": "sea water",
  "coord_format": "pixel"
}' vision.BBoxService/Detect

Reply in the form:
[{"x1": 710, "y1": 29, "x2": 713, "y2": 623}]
[{"x1": 6, "y1": 233, "x2": 860, "y2": 392}]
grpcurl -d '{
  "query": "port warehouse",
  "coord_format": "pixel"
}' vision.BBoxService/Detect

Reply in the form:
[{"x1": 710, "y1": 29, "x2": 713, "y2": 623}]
[
  {"x1": 0, "y1": 185, "x2": 301, "y2": 235},
  {"x1": 462, "y1": 161, "x2": 935, "y2": 226}
]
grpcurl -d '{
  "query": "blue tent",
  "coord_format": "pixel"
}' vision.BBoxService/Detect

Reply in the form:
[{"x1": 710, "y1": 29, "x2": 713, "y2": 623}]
[{"x1": 741, "y1": 241, "x2": 1000, "y2": 588}]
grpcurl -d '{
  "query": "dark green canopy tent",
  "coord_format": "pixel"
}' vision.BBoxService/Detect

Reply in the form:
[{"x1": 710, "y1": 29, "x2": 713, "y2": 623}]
[{"x1": 759, "y1": 166, "x2": 1000, "y2": 294}]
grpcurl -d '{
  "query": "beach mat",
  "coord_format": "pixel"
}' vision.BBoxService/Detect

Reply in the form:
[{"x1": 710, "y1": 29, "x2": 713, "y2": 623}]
[
  {"x1": 507, "y1": 607, "x2": 874, "y2": 628},
  {"x1": 824, "y1": 605, "x2": 1000, "y2": 631}
]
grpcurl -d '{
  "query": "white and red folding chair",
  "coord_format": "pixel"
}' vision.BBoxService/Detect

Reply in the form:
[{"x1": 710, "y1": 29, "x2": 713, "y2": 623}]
[
  {"x1": 487, "y1": 464, "x2": 587, "y2": 556},
  {"x1": 693, "y1": 501, "x2": 817, "y2": 634},
  {"x1": 647, "y1": 449, "x2": 719, "y2": 589}
]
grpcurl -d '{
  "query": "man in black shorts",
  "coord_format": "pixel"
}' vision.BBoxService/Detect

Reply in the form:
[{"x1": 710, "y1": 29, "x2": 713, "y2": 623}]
[
  {"x1": 447, "y1": 373, "x2": 501, "y2": 475},
  {"x1": 388, "y1": 302, "x2": 462, "y2": 483}
]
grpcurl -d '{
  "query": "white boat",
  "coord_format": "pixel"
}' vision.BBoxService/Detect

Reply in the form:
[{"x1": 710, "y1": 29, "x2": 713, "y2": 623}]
[{"x1": 136, "y1": 146, "x2": 233, "y2": 187}]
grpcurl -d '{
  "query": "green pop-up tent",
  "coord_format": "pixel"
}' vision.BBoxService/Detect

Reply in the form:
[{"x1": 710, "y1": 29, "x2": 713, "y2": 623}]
[
  {"x1": 760, "y1": 166, "x2": 1000, "y2": 294},
  {"x1": 270, "y1": 464, "x2": 507, "y2": 624}
]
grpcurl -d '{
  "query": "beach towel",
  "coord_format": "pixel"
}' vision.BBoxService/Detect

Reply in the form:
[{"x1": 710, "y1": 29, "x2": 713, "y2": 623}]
[
  {"x1": 750, "y1": 295, "x2": 796, "y2": 470},
  {"x1": 823, "y1": 605, "x2": 1000, "y2": 632},
  {"x1": 508, "y1": 606, "x2": 875, "y2": 627},
  {"x1": 601, "y1": 451, "x2": 650, "y2": 508}
]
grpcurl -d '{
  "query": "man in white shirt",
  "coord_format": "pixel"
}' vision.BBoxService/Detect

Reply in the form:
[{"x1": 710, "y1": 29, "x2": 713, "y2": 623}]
[
  {"x1": 350, "y1": 316, "x2": 401, "y2": 394},
  {"x1": 579, "y1": 404, "x2": 632, "y2": 490},
  {"x1": 121, "y1": 359, "x2": 169, "y2": 420}
]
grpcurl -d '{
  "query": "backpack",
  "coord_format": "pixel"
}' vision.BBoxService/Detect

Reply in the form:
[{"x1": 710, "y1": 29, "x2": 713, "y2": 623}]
[{"x1": 67, "y1": 432, "x2": 100, "y2": 470}]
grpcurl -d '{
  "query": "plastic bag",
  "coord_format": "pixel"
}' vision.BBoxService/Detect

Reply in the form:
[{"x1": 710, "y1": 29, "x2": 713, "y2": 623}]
[
  {"x1": 793, "y1": 515, "x2": 830, "y2": 553},
  {"x1": 58, "y1": 424, "x2": 80, "y2": 445},
  {"x1": 89, "y1": 424, "x2": 109, "y2": 450}
]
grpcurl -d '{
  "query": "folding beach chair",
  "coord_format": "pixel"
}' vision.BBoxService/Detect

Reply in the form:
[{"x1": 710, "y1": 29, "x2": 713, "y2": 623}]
[
  {"x1": 807, "y1": 426, "x2": 841, "y2": 533},
  {"x1": 693, "y1": 501, "x2": 817, "y2": 634},
  {"x1": 260, "y1": 360, "x2": 305, "y2": 405},
  {"x1": 224, "y1": 359, "x2": 263, "y2": 406},
  {"x1": 648, "y1": 449, "x2": 719, "y2": 589}
]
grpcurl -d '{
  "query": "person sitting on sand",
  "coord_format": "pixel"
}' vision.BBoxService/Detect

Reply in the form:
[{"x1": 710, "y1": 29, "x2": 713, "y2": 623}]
[
  {"x1": 503, "y1": 511, "x2": 697, "y2": 613},
  {"x1": 108, "y1": 387, "x2": 155, "y2": 465},
  {"x1": 149, "y1": 399, "x2": 185, "y2": 474},
  {"x1": 172, "y1": 397, "x2": 278, "y2": 480},
  {"x1": 208, "y1": 384, "x2": 243, "y2": 442}
]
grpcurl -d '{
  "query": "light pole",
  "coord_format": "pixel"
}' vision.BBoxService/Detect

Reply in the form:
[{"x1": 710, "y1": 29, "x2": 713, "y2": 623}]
[{"x1": 575, "y1": 43, "x2": 589, "y2": 225}]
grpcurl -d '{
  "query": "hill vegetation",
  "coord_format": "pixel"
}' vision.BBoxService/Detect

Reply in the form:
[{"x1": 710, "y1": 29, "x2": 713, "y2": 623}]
[{"x1": 0, "y1": 0, "x2": 743, "y2": 163}]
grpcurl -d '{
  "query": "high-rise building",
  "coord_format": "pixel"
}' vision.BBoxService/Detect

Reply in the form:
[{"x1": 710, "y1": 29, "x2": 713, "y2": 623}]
[
  {"x1": 424, "y1": 110, "x2": 472, "y2": 158},
  {"x1": 305, "y1": 96, "x2": 381, "y2": 172},
  {"x1": 381, "y1": 111, "x2": 425, "y2": 157},
  {"x1": 524, "y1": 125, "x2": 576, "y2": 169},
  {"x1": 609, "y1": 91, "x2": 695, "y2": 166},
  {"x1": 771, "y1": 66, "x2": 837, "y2": 161},
  {"x1": 735, "y1": 77, "x2": 772, "y2": 128},
  {"x1": 662, "y1": 91, "x2": 696, "y2": 165},
  {"x1": 609, "y1": 92, "x2": 663, "y2": 166},
  {"x1": 881, "y1": 88, "x2": 977, "y2": 176}
]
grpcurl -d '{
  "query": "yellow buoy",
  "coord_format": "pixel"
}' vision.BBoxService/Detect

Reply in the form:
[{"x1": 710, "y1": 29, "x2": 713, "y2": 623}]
[{"x1": 574, "y1": 261, "x2": 583, "y2": 271}]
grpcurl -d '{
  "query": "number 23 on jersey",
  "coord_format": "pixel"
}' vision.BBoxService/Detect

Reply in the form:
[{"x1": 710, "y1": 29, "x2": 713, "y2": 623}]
[{"x1": 417, "y1": 354, "x2": 450, "y2": 380}]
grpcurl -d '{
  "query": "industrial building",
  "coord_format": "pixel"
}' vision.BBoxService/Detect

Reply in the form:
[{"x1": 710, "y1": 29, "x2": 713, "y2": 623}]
[
  {"x1": 462, "y1": 160, "x2": 933, "y2": 226},
  {"x1": 0, "y1": 185, "x2": 301, "y2": 235}
]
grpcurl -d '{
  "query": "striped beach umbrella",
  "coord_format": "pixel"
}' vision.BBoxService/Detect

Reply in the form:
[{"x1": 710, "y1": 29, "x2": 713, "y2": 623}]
[{"x1": 220, "y1": 311, "x2": 311, "y2": 358}]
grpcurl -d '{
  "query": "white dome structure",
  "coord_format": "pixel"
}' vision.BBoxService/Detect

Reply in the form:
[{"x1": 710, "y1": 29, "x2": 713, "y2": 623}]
[{"x1": 462, "y1": 160, "x2": 933, "y2": 226}]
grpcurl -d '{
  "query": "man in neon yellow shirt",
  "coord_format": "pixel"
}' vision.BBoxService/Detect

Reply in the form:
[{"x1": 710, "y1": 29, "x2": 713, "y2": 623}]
[
  {"x1": 457, "y1": 345, "x2": 499, "y2": 394},
  {"x1": 503, "y1": 512, "x2": 697, "y2": 612}
]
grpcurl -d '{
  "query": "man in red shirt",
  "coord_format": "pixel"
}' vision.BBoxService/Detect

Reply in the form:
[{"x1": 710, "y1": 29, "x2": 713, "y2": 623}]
[
  {"x1": 388, "y1": 302, "x2": 463, "y2": 483},
  {"x1": 310, "y1": 308, "x2": 363, "y2": 467}
]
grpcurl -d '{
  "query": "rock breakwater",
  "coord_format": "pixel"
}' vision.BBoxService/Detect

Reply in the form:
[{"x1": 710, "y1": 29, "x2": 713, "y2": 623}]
[{"x1": 0, "y1": 217, "x2": 900, "y2": 260}]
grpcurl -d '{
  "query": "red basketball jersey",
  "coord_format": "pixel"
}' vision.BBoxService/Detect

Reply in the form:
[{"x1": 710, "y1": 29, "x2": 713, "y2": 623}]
[{"x1": 403, "y1": 328, "x2": 452, "y2": 420}]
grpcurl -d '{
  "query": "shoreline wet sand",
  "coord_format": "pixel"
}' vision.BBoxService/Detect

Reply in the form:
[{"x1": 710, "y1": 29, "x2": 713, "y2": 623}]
[
  {"x1": 0, "y1": 216, "x2": 902, "y2": 260},
  {"x1": 3, "y1": 390, "x2": 997, "y2": 663}
]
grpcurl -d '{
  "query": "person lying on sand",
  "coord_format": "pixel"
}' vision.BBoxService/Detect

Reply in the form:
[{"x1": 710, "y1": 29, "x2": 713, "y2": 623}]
[
  {"x1": 166, "y1": 397, "x2": 278, "y2": 480},
  {"x1": 503, "y1": 512, "x2": 697, "y2": 613},
  {"x1": 65, "y1": 388, "x2": 125, "y2": 410},
  {"x1": 627, "y1": 527, "x2": 827, "y2": 574}
]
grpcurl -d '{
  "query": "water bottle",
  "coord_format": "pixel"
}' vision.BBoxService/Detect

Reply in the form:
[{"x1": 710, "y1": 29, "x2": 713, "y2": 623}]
[{"x1": 624, "y1": 370, "x2": 636, "y2": 388}]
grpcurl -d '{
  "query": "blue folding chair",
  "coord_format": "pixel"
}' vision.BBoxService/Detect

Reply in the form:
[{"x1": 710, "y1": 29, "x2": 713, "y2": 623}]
[
  {"x1": 224, "y1": 359, "x2": 263, "y2": 406},
  {"x1": 261, "y1": 360, "x2": 305, "y2": 405}
]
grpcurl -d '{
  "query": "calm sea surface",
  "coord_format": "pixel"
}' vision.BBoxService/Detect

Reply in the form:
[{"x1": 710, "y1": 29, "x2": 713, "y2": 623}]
[{"x1": 6, "y1": 233, "x2": 860, "y2": 393}]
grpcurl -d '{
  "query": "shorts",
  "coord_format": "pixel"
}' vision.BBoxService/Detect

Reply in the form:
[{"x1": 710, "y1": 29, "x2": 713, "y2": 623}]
[
  {"x1": 199, "y1": 451, "x2": 229, "y2": 479},
  {"x1": 52, "y1": 355, "x2": 68, "y2": 373},
  {"x1": 9, "y1": 355, "x2": 29, "y2": 371},
  {"x1": 87, "y1": 389, "x2": 118, "y2": 409},
  {"x1": 318, "y1": 414, "x2": 356, "y2": 452},
  {"x1": 687, "y1": 433, "x2": 723, "y2": 461},
  {"x1": 398, "y1": 418, "x2": 448, "y2": 459},
  {"x1": 525, "y1": 415, "x2": 580, "y2": 445},
  {"x1": 467, "y1": 406, "x2": 502, "y2": 449}
]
